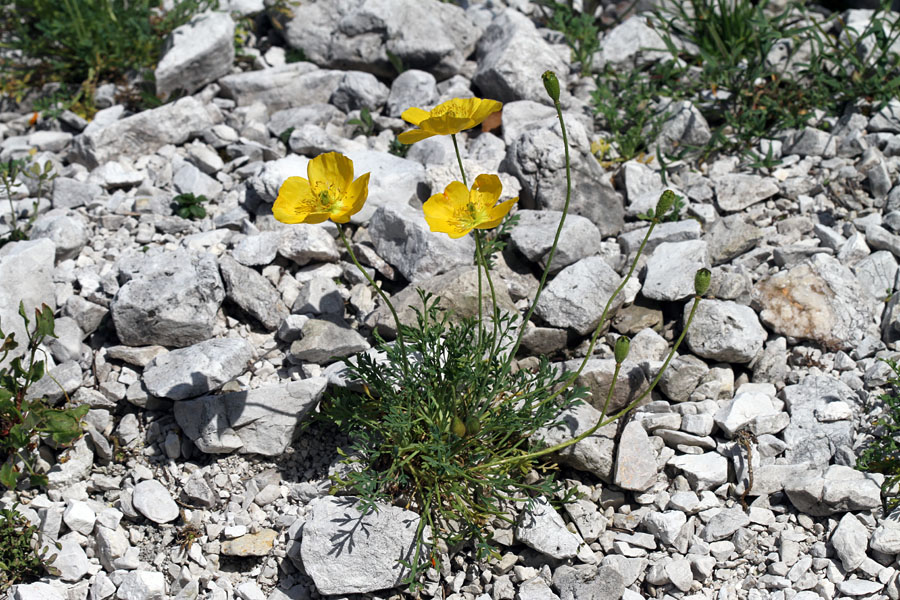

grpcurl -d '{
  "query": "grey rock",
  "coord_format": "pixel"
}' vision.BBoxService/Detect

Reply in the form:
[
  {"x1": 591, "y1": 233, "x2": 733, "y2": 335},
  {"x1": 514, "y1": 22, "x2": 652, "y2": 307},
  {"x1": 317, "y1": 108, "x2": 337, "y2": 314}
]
[
  {"x1": 29, "y1": 209, "x2": 88, "y2": 261},
  {"x1": 508, "y1": 210, "x2": 602, "y2": 275},
  {"x1": 658, "y1": 355, "x2": 709, "y2": 403},
  {"x1": 784, "y1": 464, "x2": 882, "y2": 516},
  {"x1": 518, "y1": 577, "x2": 560, "y2": 600},
  {"x1": 277, "y1": 0, "x2": 479, "y2": 80},
  {"x1": 702, "y1": 508, "x2": 751, "y2": 542},
  {"x1": 367, "y1": 266, "x2": 517, "y2": 338},
  {"x1": 831, "y1": 513, "x2": 869, "y2": 571},
  {"x1": 853, "y1": 251, "x2": 897, "y2": 303},
  {"x1": 89, "y1": 160, "x2": 144, "y2": 190},
  {"x1": 219, "y1": 254, "x2": 288, "y2": 331},
  {"x1": 72, "y1": 97, "x2": 218, "y2": 168},
  {"x1": 232, "y1": 231, "x2": 282, "y2": 266},
  {"x1": 342, "y1": 149, "x2": 426, "y2": 223},
  {"x1": 859, "y1": 146, "x2": 892, "y2": 199},
  {"x1": 63, "y1": 501, "x2": 96, "y2": 536},
  {"x1": 173, "y1": 161, "x2": 223, "y2": 199},
  {"x1": 330, "y1": 71, "x2": 390, "y2": 113},
  {"x1": 0, "y1": 239, "x2": 56, "y2": 368},
  {"x1": 47, "y1": 438, "x2": 93, "y2": 489},
  {"x1": 51, "y1": 177, "x2": 102, "y2": 210},
  {"x1": 595, "y1": 15, "x2": 667, "y2": 69},
  {"x1": 289, "y1": 318, "x2": 369, "y2": 364},
  {"x1": 50, "y1": 538, "x2": 90, "y2": 582},
  {"x1": 870, "y1": 98, "x2": 900, "y2": 133},
  {"x1": 475, "y1": 10, "x2": 568, "y2": 104},
  {"x1": 531, "y1": 401, "x2": 617, "y2": 480},
  {"x1": 667, "y1": 452, "x2": 728, "y2": 491},
  {"x1": 386, "y1": 70, "x2": 438, "y2": 118},
  {"x1": 685, "y1": 299, "x2": 766, "y2": 363},
  {"x1": 506, "y1": 122, "x2": 624, "y2": 238},
  {"x1": 665, "y1": 558, "x2": 694, "y2": 592},
  {"x1": 300, "y1": 496, "x2": 427, "y2": 595},
  {"x1": 288, "y1": 123, "x2": 361, "y2": 156},
  {"x1": 643, "y1": 240, "x2": 710, "y2": 301},
  {"x1": 712, "y1": 173, "x2": 780, "y2": 212},
  {"x1": 267, "y1": 103, "x2": 345, "y2": 137},
  {"x1": 292, "y1": 276, "x2": 344, "y2": 316},
  {"x1": 278, "y1": 225, "x2": 340, "y2": 266},
  {"x1": 219, "y1": 63, "x2": 343, "y2": 113},
  {"x1": 781, "y1": 375, "x2": 858, "y2": 469},
  {"x1": 618, "y1": 220, "x2": 702, "y2": 257},
  {"x1": 783, "y1": 127, "x2": 837, "y2": 157},
  {"x1": 871, "y1": 522, "x2": 900, "y2": 555},
  {"x1": 706, "y1": 214, "x2": 765, "y2": 265},
  {"x1": 111, "y1": 248, "x2": 225, "y2": 348},
  {"x1": 714, "y1": 383, "x2": 779, "y2": 437},
  {"x1": 13, "y1": 583, "x2": 66, "y2": 600},
  {"x1": 643, "y1": 511, "x2": 687, "y2": 548},
  {"x1": 613, "y1": 421, "x2": 658, "y2": 492},
  {"x1": 551, "y1": 565, "x2": 625, "y2": 600},
  {"x1": 132, "y1": 479, "x2": 179, "y2": 524},
  {"x1": 94, "y1": 525, "x2": 130, "y2": 571},
  {"x1": 62, "y1": 295, "x2": 108, "y2": 338},
  {"x1": 26, "y1": 360, "x2": 82, "y2": 404},
  {"x1": 116, "y1": 571, "x2": 166, "y2": 600},
  {"x1": 143, "y1": 338, "x2": 253, "y2": 400},
  {"x1": 535, "y1": 256, "x2": 623, "y2": 336},
  {"x1": 836, "y1": 579, "x2": 884, "y2": 596},
  {"x1": 368, "y1": 201, "x2": 474, "y2": 284},
  {"x1": 155, "y1": 11, "x2": 235, "y2": 99},
  {"x1": 175, "y1": 378, "x2": 326, "y2": 455},
  {"x1": 516, "y1": 496, "x2": 588, "y2": 560},
  {"x1": 655, "y1": 100, "x2": 712, "y2": 155}
]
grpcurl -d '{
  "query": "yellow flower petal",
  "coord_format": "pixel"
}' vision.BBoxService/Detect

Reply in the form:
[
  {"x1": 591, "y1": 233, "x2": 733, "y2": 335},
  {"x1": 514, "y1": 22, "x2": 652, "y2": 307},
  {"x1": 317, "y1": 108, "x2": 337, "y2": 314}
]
[
  {"x1": 470, "y1": 174, "x2": 502, "y2": 208},
  {"x1": 332, "y1": 172, "x2": 370, "y2": 223},
  {"x1": 477, "y1": 197, "x2": 517, "y2": 230},
  {"x1": 401, "y1": 107, "x2": 431, "y2": 126},
  {"x1": 273, "y1": 176, "x2": 314, "y2": 223},
  {"x1": 469, "y1": 99, "x2": 503, "y2": 127},
  {"x1": 308, "y1": 151, "x2": 353, "y2": 191},
  {"x1": 397, "y1": 128, "x2": 437, "y2": 145}
]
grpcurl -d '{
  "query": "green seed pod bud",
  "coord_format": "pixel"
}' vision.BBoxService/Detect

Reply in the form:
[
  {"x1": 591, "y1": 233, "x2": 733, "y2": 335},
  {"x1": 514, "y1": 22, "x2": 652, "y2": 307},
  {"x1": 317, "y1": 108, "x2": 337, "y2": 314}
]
[
  {"x1": 695, "y1": 268, "x2": 711, "y2": 296},
  {"x1": 542, "y1": 71, "x2": 560, "y2": 103},
  {"x1": 614, "y1": 335, "x2": 630, "y2": 364},
  {"x1": 451, "y1": 416, "x2": 467, "y2": 437},
  {"x1": 655, "y1": 190, "x2": 678, "y2": 218},
  {"x1": 465, "y1": 416, "x2": 482, "y2": 436}
]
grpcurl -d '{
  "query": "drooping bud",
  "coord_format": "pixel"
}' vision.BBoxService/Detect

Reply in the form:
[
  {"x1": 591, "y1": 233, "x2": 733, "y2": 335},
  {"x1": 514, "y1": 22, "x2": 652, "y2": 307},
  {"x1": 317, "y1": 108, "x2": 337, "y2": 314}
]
[
  {"x1": 465, "y1": 416, "x2": 482, "y2": 436},
  {"x1": 451, "y1": 416, "x2": 467, "y2": 437},
  {"x1": 614, "y1": 335, "x2": 630, "y2": 364},
  {"x1": 695, "y1": 268, "x2": 711, "y2": 296},
  {"x1": 542, "y1": 71, "x2": 560, "y2": 103},
  {"x1": 655, "y1": 190, "x2": 678, "y2": 218}
]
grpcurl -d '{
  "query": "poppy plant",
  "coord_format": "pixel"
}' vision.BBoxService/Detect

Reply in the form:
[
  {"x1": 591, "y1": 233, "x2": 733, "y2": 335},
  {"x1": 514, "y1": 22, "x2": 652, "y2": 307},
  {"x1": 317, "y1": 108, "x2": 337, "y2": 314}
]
[
  {"x1": 398, "y1": 97, "x2": 502, "y2": 144},
  {"x1": 423, "y1": 174, "x2": 516, "y2": 239},
  {"x1": 272, "y1": 152, "x2": 370, "y2": 224}
]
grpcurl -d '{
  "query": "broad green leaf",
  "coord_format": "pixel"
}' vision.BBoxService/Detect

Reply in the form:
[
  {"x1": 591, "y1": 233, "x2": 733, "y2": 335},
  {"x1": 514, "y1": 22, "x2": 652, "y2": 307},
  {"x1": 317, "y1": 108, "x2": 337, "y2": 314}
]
[{"x1": 0, "y1": 462, "x2": 19, "y2": 489}]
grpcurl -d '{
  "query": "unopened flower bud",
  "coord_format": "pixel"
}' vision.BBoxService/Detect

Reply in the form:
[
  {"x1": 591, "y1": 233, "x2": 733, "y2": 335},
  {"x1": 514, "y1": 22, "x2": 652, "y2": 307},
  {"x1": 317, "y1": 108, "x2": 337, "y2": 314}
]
[
  {"x1": 542, "y1": 71, "x2": 560, "y2": 103},
  {"x1": 465, "y1": 416, "x2": 482, "y2": 436},
  {"x1": 655, "y1": 190, "x2": 678, "y2": 218},
  {"x1": 695, "y1": 268, "x2": 711, "y2": 295},
  {"x1": 614, "y1": 336, "x2": 630, "y2": 364},
  {"x1": 451, "y1": 416, "x2": 467, "y2": 437}
]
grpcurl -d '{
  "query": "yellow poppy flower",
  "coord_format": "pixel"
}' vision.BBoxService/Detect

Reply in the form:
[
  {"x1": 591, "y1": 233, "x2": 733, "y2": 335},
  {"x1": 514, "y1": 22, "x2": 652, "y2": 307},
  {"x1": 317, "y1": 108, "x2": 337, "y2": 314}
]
[
  {"x1": 423, "y1": 174, "x2": 517, "y2": 239},
  {"x1": 398, "y1": 97, "x2": 503, "y2": 144},
  {"x1": 272, "y1": 152, "x2": 370, "y2": 224}
]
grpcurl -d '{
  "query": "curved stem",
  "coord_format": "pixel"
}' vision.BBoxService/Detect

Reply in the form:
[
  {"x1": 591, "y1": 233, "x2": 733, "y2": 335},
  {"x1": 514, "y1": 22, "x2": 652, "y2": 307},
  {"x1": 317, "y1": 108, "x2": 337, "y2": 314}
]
[
  {"x1": 451, "y1": 134, "x2": 467, "y2": 188},
  {"x1": 504, "y1": 96, "x2": 572, "y2": 369},
  {"x1": 337, "y1": 227, "x2": 410, "y2": 373},
  {"x1": 475, "y1": 293, "x2": 703, "y2": 472},
  {"x1": 474, "y1": 231, "x2": 501, "y2": 352}
]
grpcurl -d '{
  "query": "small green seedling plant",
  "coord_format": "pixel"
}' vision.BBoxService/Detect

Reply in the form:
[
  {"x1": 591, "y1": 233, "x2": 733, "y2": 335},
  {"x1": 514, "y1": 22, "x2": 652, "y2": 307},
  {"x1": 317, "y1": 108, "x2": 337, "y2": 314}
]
[
  {"x1": 347, "y1": 107, "x2": 376, "y2": 137},
  {"x1": 858, "y1": 357, "x2": 900, "y2": 512},
  {"x1": 173, "y1": 193, "x2": 208, "y2": 220},
  {"x1": 0, "y1": 157, "x2": 58, "y2": 248},
  {"x1": 273, "y1": 73, "x2": 709, "y2": 590},
  {"x1": 0, "y1": 302, "x2": 89, "y2": 490},
  {"x1": 0, "y1": 503, "x2": 60, "y2": 591},
  {"x1": 538, "y1": 0, "x2": 602, "y2": 75}
]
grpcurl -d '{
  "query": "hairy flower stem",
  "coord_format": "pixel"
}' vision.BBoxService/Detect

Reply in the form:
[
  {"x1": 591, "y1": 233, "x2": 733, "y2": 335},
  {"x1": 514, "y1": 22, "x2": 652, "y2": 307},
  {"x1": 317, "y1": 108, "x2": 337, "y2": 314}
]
[
  {"x1": 475, "y1": 294, "x2": 702, "y2": 472},
  {"x1": 337, "y1": 228, "x2": 411, "y2": 374},
  {"x1": 502, "y1": 94, "x2": 571, "y2": 373}
]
